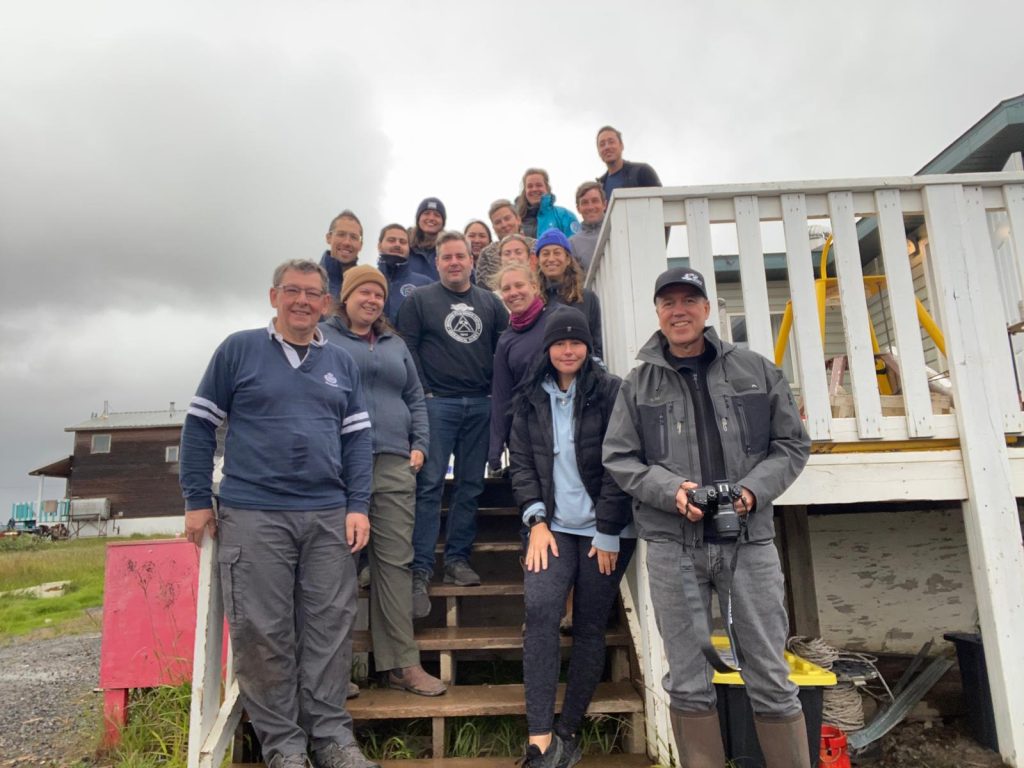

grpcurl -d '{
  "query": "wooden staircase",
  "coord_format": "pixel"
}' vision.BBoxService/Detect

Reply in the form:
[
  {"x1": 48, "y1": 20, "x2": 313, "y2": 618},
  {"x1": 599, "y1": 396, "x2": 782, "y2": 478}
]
[{"x1": 236, "y1": 477, "x2": 649, "y2": 766}]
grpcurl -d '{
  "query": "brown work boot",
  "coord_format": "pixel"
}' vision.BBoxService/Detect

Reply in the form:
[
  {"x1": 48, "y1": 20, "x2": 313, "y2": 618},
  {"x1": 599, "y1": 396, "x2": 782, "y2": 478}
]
[
  {"x1": 754, "y1": 711, "x2": 812, "y2": 768},
  {"x1": 669, "y1": 706, "x2": 727, "y2": 768},
  {"x1": 387, "y1": 664, "x2": 447, "y2": 696}
]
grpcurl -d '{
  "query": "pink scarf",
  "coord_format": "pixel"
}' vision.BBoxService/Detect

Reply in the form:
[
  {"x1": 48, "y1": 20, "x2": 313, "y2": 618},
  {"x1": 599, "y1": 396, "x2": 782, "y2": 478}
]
[{"x1": 509, "y1": 296, "x2": 544, "y2": 332}]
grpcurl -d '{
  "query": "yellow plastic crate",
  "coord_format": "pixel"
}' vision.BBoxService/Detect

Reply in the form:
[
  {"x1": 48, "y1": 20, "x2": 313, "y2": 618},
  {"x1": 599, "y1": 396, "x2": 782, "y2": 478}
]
[{"x1": 709, "y1": 635, "x2": 837, "y2": 686}]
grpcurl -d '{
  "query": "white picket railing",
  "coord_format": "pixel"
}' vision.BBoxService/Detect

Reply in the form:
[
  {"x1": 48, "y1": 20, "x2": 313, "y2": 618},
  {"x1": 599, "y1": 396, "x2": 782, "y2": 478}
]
[
  {"x1": 187, "y1": 536, "x2": 241, "y2": 768},
  {"x1": 589, "y1": 172, "x2": 1024, "y2": 767}
]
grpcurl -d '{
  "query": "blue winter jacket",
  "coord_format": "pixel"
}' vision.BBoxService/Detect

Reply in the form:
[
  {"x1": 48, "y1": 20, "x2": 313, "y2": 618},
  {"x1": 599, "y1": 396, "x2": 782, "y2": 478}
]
[
  {"x1": 377, "y1": 254, "x2": 433, "y2": 322},
  {"x1": 537, "y1": 193, "x2": 579, "y2": 239}
]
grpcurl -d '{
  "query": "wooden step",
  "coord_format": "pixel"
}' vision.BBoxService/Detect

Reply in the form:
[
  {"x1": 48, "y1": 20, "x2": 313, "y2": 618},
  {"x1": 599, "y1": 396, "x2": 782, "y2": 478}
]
[
  {"x1": 352, "y1": 625, "x2": 631, "y2": 652},
  {"x1": 435, "y1": 538, "x2": 520, "y2": 554},
  {"x1": 377, "y1": 755, "x2": 653, "y2": 767},
  {"x1": 348, "y1": 682, "x2": 643, "y2": 720},
  {"x1": 360, "y1": 579, "x2": 524, "y2": 600}
]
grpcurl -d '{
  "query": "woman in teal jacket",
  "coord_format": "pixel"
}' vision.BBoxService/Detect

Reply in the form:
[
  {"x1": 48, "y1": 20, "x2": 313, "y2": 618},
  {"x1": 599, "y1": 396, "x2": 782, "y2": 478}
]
[{"x1": 515, "y1": 168, "x2": 579, "y2": 239}]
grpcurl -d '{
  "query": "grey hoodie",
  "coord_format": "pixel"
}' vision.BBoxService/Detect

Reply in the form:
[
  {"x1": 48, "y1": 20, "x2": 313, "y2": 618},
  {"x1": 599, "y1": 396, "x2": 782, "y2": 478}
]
[{"x1": 602, "y1": 326, "x2": 809, "y2": 545}]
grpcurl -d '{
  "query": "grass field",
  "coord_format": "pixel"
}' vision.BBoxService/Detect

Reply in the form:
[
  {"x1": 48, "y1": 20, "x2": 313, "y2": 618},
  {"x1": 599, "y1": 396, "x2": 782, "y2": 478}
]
[{"x1": 0, "y1": 536, "x2": 109, "y2": 638}]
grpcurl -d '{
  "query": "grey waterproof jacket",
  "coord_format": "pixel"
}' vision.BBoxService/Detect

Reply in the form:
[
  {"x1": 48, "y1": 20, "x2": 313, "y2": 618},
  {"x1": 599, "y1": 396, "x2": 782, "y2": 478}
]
[{"x1": 602, "y1": 326, "x2": 809, "y2": 545}]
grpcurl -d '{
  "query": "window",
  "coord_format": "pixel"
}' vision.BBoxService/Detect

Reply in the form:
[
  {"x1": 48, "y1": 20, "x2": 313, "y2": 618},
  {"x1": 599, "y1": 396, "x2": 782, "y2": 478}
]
[
  {"x1": 90, "y1": 434, "x2": 111, "y2": 454},
  {"x1": 165, "y1": 446, "x2": 179, "y2": 463},
  {"x1": 727, "y1": 311, "x2": 799, "y2": 386}
]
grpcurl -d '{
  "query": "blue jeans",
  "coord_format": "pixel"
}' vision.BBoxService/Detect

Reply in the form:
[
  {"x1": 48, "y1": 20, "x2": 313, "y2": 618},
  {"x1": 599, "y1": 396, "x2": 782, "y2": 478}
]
[{"x1": 411, "y1": 395, "x2": 491, "y2": 576}]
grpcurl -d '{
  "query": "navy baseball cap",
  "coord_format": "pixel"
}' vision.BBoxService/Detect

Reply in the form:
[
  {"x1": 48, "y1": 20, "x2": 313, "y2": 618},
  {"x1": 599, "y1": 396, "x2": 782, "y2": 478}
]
[{"x1": 654, "y1": 267, "x2": 708, "y2": 301}]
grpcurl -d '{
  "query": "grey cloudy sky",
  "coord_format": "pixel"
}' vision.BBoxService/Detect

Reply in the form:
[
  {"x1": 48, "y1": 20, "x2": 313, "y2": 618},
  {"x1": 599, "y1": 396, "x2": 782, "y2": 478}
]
[{"x1": 1, "y1": 0, "x2": 1022, "y2": 514}]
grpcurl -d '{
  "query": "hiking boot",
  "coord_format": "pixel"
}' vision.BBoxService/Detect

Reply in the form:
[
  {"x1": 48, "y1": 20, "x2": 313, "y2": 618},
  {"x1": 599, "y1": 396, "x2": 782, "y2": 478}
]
[
  {"x1": 388, "y1": 664, "x2": 447, "y2": 696},
  {"x1": 268, "y1": 754, "x2": 309, "y2": 768},
  {"x1": 357, "y1": 563, "x2": 371, "y2": 589},
  {"x1": 443, "y1": 559, "x2": 481, "y2": 586},
  {"x1": 518, "y1": 735, "x2": 564, "y2": 768},
  {"x1": 347, "y1": 681, "x2": 360, "y2": 699},
  {"x1": 412, "y1": 571, "x2": 431, "y2": 619},
  {"x1": 311, "y1": 742, "x2": 380, "y2": 768}
]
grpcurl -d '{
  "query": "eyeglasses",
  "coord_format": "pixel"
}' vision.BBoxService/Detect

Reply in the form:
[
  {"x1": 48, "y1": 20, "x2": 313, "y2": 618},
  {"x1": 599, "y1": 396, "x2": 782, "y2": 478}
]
[{"x1": 276, "y1": 285, "x2": 326, "y2": 300}]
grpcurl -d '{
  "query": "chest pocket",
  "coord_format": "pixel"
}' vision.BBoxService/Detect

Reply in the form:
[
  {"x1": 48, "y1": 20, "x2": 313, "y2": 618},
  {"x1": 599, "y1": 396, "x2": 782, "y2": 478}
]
[
  {"x1": 637, "y1": 403, "x2": 670, "y2": 462},
  {"x1": 731, "y1": 391, "x2": 770, "y2": 455}
]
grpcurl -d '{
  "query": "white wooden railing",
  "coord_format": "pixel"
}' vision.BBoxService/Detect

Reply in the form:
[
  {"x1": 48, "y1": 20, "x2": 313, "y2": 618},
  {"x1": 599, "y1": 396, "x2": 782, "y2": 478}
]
[
  {"x1": 589, "y1": 173, "x2": 1024, "y2": 767},
  {"x1": 187, "y1": 536, "x2": 241, "y2": 768}
]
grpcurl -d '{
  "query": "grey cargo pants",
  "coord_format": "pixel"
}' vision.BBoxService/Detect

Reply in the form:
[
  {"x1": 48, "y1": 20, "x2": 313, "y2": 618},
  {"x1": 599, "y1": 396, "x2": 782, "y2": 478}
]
[
  {"x1": 645, "y1": 538, "x2": 801, "y2": 717},
  {"x1": 217, "y1": 506, "x2": 357, "y2": 761}
]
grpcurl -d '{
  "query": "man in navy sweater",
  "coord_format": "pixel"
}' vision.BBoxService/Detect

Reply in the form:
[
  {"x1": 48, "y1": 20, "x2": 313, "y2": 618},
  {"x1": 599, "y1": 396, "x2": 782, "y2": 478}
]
[
  {"x1": 396, "y1": 231, "x2": 509, "y2": 617},
  {"x1": 180, "y1": 260, "x2": 378, "y2": 768}
]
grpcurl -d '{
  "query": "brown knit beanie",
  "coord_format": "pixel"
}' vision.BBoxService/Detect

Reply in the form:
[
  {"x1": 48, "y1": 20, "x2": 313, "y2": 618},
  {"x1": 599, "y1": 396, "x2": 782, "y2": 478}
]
[{"x1": 340, "y1": 264, "x2": 388, "y2": 305}]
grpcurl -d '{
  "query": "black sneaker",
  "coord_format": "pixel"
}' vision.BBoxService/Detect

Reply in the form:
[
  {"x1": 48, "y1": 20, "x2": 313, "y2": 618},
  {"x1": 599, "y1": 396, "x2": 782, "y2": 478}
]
[
  {"x1": 443, "y1": 559, "x2": 481, "y2": 586},
  {"x1": 412, "y1": 571, "x2": 431, "y2": 619},
  {"x1": 556, "y1": 733, "x2": 582, "y2": 768},
  {"x1": 518, "y1": 736, "x2": 564, "y2": 768}
]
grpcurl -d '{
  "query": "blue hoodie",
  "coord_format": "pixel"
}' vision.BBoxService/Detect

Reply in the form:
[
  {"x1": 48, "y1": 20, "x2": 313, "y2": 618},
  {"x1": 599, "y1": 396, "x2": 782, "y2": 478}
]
[
  {"x1": 377, "y1": 254, "x2": 433, "y2": 322},
  {"x1": 537, "y1": 193, "x2": 579, "y2": 239}
]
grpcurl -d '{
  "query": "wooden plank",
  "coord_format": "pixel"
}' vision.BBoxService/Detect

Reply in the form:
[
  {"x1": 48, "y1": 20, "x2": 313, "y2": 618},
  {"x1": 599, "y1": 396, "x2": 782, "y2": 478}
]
[
  {"x1": 780, "y1": 193, "x2": 832, "y2": 440},
  {"x1": 684, "y1": 197, "x2": 719, "y2": 332},
  {"x1": 1004, "y1": 184, "x2": 1024, "y2": 324},
  {"x1": 828, "y1": 191, "x2": 883, "y2": 439},
  {"x1": 734, "y1": 195, "x2": 774, "y2": 358},
  {"x1": 431, "y1": 717, "x2": 445, "y2": 759},
  {"x1": 351, "y1": 626, "x2": 631, "y2": 653},
  {"x1": 187, "y1": 536, "x2": 226, "y2": 768},
  {"x1": 347, "y1": 682, "x2": 643, "y2": 720},
  {"x1": 874, "y1": 189, "x2": 935, "y2": 437},
  {"x1": 779, "y1": 507, "x2": 820, "y2": 638},
  {"x1": 363, "y1": 580, "x2": 524, "y2": 599},
  {"x1": 374, "y1": 754, "x2": 655, "y2": 767},
  {"x1": 923, "y1": 182, "x2": 1024, "y2": 762},
  {"x1": 197, "y1": 681, "x2": 242, "y2": 768},
  {"x1": 962, "y1": 186, "x2": 1024, "y2": 433}
]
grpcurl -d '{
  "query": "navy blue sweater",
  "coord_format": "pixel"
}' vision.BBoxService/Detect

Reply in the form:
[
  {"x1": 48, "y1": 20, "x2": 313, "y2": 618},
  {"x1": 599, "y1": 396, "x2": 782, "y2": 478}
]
[
  {"x1": 180, "y1": 325, "x2": 373, "y2": 513},
  {"x1": 377, "y1": 254, "x2": 434, "y2": 322}
]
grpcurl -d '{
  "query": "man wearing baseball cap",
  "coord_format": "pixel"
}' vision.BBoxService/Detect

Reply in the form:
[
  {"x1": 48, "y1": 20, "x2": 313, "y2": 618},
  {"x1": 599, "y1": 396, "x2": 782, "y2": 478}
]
[{"x1": 602, "y1": 267, "x2": 812, "y2": 767}]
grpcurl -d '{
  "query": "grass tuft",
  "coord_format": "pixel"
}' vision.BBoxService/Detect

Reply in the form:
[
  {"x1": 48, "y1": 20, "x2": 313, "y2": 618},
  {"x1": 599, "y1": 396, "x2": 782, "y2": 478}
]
[{"x1": 104, "y1": 684, "x2": 193, "y2": 768}]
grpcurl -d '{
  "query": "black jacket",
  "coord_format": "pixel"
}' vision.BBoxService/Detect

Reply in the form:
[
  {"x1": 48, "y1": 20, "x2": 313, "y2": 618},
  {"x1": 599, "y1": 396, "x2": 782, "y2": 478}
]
[{"x1": 508, "y1": 365, "x2": 633, "y2": 537}]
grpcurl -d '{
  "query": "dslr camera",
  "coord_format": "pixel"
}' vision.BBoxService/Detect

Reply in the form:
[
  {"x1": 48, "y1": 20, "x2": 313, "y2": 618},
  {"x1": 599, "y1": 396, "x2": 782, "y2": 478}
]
[{"x1": 686, "y1": 481, "x2": 745, "y2": 539}]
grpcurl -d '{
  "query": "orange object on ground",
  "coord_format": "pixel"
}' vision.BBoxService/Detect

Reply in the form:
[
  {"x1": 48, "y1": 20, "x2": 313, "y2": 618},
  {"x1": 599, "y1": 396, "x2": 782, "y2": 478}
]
[{"x1": 820, "y1": 724, "x2": 851, "y2": 767}]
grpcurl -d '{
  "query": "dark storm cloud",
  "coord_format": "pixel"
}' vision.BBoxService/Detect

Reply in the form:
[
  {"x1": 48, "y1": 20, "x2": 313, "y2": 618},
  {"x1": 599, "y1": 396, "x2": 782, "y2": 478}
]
[{"x1": 0, "y1": 31, "x2": 388, "y2": 314}]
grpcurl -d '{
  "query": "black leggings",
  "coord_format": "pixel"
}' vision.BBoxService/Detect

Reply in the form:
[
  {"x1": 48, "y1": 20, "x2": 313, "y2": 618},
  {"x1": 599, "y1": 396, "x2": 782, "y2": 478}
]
[{"x1": 522, "y1": 531, "x2": 636, "y2": 737}]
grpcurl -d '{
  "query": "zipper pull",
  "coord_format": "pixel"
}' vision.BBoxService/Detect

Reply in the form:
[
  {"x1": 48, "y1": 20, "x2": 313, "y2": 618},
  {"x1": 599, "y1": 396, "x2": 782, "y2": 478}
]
[{"x1": 721, "y1": 417, "x2": 728, "y2": 432}]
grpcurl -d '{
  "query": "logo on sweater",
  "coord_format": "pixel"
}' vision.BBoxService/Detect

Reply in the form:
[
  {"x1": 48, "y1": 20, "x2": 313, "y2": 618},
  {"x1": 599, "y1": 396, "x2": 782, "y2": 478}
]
[
  {"x1": 401, "y1": 283, "x2": 416, "y2": 297},
  {"x1": 324, "y1": 372, "x2": 339, "y2": 387},
  {"x1": 444, "y1": 302, "x2": 482, "y2": 344}
]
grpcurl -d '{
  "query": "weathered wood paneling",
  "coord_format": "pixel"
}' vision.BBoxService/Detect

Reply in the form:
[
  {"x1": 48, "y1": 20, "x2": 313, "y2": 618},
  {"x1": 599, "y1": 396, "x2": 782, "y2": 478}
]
[
  {"x1": 809, "y1": 509, "x2": 979, "y2": 653},
  {"x1": 70, "y1": 427, "x2": 182, "y2": 518}
]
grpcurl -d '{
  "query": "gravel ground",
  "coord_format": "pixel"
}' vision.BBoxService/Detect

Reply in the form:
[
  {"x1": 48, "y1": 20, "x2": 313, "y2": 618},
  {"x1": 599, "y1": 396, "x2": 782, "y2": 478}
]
[{"x1": 0, "y1": 632, "x2": 102, "y2": 767}]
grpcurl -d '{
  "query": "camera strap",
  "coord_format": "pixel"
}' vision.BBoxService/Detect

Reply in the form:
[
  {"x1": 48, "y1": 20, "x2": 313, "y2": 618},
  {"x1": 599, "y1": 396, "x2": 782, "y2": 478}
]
[{"x1": 679, "y1": 532, "x2": 748, "y2": 674}]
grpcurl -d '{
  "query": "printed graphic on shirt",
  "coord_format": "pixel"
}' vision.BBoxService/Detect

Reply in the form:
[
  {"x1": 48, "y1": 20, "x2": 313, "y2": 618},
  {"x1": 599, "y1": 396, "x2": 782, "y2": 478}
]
[
  {"x1": 401, "y1": 283, "x2": 416, "y2": 297},
  {"x1": 324, "y1": 372, "x2": 339, "y2": 388},
  {"x1": 444, "y1": 302, "x2": 482, "y2": 344}
]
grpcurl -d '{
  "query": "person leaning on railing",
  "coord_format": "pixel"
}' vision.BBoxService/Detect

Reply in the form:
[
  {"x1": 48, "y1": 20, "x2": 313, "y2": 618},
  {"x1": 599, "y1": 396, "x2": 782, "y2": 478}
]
[
  {"x1": 320, "y1": 265, "x2": 446, "y2": 698},
  {"x1": 509, "y1": 306, "x2": 636, "y2": 768},
  {"x1": 180, "y1": 259, "x2": 379, "y2": 768}
]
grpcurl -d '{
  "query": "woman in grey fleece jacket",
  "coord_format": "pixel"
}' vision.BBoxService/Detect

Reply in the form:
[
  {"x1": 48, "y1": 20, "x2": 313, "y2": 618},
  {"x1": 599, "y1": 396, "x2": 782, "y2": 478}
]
[{"x1": 320, "y1": 265, "x2": 445, "y2": 698}]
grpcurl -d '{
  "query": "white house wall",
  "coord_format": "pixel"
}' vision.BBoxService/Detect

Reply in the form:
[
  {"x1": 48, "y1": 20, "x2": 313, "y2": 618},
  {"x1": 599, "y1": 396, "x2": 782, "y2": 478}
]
[{"x1": 810, "y1": 509, "x2": 981, "y2": 653}]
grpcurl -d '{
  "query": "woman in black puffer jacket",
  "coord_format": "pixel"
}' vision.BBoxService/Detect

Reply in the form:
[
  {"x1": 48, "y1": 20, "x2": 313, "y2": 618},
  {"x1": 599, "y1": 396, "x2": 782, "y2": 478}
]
[{"x1": 508, "y1": 305, "x2": 636, "y2": 768}]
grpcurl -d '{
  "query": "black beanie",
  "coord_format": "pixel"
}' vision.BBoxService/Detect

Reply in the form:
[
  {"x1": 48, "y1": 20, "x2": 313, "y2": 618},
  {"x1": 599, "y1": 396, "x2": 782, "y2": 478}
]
[
  {"x1": 542, "y1": 305, "x2": 593, "y2": 352},
  {"x1": 415, "y1": 197, "x2": 447, "y2": 226}
]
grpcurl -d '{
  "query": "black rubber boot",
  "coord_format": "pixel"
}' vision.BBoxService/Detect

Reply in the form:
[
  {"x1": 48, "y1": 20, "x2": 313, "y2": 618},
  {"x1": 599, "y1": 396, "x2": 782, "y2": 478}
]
[{"x1": 753, "y1": 711, "x2": 812, "y2": 768}]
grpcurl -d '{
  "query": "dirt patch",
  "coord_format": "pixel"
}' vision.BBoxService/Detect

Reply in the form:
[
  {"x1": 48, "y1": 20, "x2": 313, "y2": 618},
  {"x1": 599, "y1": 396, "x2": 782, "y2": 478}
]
[
  {"x1": 860, "y1": 719, "x2": 1005, "y2": 767},
  {"x1": 0, "y1": 630, "x2": 102, "y2": 767}
]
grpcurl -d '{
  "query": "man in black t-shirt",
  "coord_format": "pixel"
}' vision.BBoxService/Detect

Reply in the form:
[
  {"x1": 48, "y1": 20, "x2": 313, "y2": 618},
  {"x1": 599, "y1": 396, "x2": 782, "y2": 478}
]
[{"x1": 396, "y1": 231, "x2": 509, "y2": 617}]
